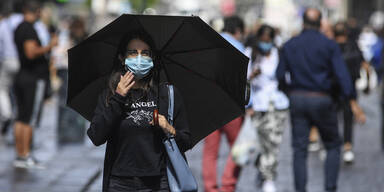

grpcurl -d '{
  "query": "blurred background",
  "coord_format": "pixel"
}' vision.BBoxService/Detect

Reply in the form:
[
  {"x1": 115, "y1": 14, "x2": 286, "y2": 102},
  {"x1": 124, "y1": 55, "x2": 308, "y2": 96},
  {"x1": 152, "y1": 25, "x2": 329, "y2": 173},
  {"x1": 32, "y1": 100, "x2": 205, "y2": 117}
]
[
  {"x1": 0, "y1": 0, "x2": 384, "y2": 192},
  {"x1": 3, "y1": 0, "x2": 384, "y2": 43}
]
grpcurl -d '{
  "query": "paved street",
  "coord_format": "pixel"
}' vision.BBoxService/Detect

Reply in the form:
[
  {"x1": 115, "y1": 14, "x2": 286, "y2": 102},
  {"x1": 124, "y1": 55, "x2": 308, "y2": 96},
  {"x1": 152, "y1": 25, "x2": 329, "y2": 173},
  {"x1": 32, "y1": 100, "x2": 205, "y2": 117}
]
[
  {"x1": 1, "y1": 87, "x2": 384, "y2": 192},
  {"x1": 184, "y1": 88, "x2": 384, "y2": 192},
  {"x1": 0, "y1": 97, "x2": 104, "y2": 192},
  {"x1": 88, "y1": 88, "x2": 384, "y2": 192}
]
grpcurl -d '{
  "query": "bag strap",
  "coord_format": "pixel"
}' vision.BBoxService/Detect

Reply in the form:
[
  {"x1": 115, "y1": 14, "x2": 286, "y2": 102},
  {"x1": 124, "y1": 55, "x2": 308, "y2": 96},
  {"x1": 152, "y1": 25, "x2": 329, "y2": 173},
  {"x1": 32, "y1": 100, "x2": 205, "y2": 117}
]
[
  {"x1": 167, "y1": 84, "x2": 174, "y2": 125},
  {"x1": 166, "y1": 84, "x2": 174, "y2": 138}
]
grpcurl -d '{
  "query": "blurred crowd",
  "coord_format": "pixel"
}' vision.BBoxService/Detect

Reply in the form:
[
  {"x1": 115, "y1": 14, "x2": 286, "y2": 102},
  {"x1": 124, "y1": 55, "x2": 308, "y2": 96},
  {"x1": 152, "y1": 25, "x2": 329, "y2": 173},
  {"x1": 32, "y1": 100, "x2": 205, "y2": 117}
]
[
  {"x1": 0, "y1": 1, "x2": 384, "y2": 192},
  {"x1": 0, "y1": 0, "x2": 88, "y2": 168},
  {"x1": 205, "y1": 6, "x2": 384, "y2": 192}
]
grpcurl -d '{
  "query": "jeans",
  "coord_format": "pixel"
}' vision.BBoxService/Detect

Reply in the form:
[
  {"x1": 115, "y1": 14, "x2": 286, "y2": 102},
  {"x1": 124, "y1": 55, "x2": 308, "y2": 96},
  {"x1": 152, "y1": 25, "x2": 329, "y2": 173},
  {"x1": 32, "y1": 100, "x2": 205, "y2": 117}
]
[
  {"x1": 108, "y1": 174, "x2": 170, "y2": 192},
  {"x1": 289, "y1": 94, "x2": 341, "y2": 192}
]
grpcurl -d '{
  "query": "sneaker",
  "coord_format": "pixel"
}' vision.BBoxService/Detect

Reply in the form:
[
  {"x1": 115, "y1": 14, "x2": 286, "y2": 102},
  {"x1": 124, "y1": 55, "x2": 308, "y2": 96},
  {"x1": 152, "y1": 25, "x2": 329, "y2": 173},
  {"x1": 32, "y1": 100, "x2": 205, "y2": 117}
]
[
  {"x1": 343, "y1": 150, "x2": 355, "y2": 164},
  {"x1": 262, "y1": 180, "x2": 276, "y2": 192},
  {"x1": 13, "y1": 156, "x2": 45, "y2": 169},
  {"x1": 308, "y1": 141, "x2": 321, "y2": 152}
]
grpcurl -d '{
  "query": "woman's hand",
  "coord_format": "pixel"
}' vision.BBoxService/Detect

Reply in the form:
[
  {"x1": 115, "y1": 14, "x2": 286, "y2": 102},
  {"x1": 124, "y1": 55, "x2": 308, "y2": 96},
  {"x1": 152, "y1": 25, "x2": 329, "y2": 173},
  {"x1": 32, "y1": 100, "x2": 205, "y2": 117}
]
[
  {"x1": 115, "y1": 72, "x2": 135, "y2": 97},
  {"x1": 350, "y1": 99, "x2": 366, "y2": 124},
  {"x1": 149, "y1": 114, "x2": 176, "y2": 136},
  {"x1": 249, "y1": 68, "x2": 261, "y2": 80}
]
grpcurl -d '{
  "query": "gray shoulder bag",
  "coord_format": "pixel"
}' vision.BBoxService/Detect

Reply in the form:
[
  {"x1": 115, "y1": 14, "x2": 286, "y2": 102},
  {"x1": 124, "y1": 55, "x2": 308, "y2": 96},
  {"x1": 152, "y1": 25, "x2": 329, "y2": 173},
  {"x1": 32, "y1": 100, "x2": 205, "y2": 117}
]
[{"x1": 164, "y1": 84, "x2": 198, "y2": 192}]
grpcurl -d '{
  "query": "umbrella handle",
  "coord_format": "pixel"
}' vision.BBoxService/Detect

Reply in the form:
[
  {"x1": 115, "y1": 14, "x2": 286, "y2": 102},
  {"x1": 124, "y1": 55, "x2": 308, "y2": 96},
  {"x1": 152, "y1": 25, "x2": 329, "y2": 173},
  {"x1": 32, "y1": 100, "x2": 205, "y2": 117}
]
[{"x1": 153, "y1": 109, "x2": 159, "y2": 126}]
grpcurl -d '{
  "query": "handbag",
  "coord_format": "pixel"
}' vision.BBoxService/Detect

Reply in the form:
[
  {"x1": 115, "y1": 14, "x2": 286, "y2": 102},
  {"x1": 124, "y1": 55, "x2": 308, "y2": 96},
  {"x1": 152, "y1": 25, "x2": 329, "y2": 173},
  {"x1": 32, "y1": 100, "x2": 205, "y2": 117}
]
[
  {"x1": 163, "y1": 84, "x2": 198, "y2": 192},
  {"x1": 231, "y1": 114, "x2": 258, "y2": 166}
]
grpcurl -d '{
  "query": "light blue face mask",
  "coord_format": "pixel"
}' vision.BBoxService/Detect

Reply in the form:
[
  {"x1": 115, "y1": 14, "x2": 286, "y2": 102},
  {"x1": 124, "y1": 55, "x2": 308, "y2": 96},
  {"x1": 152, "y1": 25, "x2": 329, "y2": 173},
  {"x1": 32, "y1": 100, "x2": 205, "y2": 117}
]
[
  {"x1": 125, "y1": 55, "x2": 154, "y2": 79},
  {"x1": 258, "y1": 42, "x2": 273, "y2": 54}
]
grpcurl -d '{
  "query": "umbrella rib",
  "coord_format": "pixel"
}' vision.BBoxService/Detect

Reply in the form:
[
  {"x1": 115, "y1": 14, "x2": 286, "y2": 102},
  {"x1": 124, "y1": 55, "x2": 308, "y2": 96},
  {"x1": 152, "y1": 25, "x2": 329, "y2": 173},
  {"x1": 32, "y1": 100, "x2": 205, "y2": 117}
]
[
  {"x1": 164, "y1": 46, "x2": 221, "y2": 55},
  {"x1": 159, "y1": 19, "x2": 186, "y2": 52}
]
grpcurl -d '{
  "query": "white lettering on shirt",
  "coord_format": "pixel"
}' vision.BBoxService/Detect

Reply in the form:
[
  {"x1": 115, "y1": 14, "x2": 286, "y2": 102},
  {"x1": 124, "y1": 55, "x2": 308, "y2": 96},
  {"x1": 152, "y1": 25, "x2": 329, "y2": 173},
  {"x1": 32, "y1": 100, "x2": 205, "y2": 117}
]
[{"x1": 131, "y1": 101, "x2": 157, "y2": 109}]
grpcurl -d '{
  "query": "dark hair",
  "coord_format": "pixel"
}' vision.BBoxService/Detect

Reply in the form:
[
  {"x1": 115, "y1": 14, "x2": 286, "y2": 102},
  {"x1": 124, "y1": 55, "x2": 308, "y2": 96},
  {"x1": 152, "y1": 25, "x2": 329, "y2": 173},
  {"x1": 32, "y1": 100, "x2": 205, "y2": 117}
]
[
  {"x1": 303, "y1": 8, "x2": 322, "y2": 29},
  {"x1": 106, "y1": 30, "x2": 158, "y2": 106},
  {"x1": 250, "y1": 24, "x2": 275, "y2": 62},
  {"x1": 70, "y1": 17, "x2": 86, "y2": 33},
  {"x1": 70, "y1": 17, "x2": 88, "y2": 44},
  {"x1": 22, "y1": 0, "x2": 41, "y2": 13},
  {"x1": 333, "y1": 22, "x2": 348, "y2": 37},
  {"x1": 222, "y1": 15, "x2": 244, "y2": 34},
  {"x1": 256, "y1": 24, "x2": 275, "y2": 41}
]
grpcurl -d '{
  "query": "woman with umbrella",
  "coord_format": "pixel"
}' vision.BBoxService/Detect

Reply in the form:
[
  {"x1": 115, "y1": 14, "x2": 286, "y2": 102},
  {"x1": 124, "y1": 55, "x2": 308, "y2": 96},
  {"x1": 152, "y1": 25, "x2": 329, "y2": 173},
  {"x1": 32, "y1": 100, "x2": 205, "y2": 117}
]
[
  {"x1": 68, "y1": 14, "x2": 249, "y2": 192},
  {"x1": 87, "y1": 30, "x2": 192, "y2": 191}
]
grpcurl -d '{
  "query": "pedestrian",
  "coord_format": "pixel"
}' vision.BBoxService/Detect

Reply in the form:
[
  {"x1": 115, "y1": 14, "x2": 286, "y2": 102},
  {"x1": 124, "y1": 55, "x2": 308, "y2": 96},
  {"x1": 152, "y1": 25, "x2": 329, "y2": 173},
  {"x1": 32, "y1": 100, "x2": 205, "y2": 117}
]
[
  {"x1": 87, "y1": 30, "x2": 192, "y2": 192},
  {"x1": 245, "y1": 24, "x2": 289, "y2": 192},
  {"x1": 276, "y1": 8, "x2": 364, "y2": 192},
  {"x1": 51, "y1": 17, "x2": 88, "y2": 144},
  {"x1": 202, "y1": 15, "x2": 245, "y2": 192},
  {"x1": 12, "y1": 0, "x2": 58, "y2": 168},
  {"x1": 334, "y1": 21, "x2": 366, "y2": 164},
  {"x1": 356, "y1": 26, "x2": 381, "y2": 94},
  {"x1": 307, "y1": 19, "x2": 336, "y2": 155},
  {"x1": 0, "y1": 8, "x2": 22, "y2": 136}
]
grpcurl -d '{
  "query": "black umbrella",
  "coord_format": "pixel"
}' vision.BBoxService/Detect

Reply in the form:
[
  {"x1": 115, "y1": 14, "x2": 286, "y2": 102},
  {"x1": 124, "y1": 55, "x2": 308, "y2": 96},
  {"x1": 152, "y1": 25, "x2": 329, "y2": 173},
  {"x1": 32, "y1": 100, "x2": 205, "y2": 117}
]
[{"x1": 67, "y1": 14, "x2": 248, "y2": 146}]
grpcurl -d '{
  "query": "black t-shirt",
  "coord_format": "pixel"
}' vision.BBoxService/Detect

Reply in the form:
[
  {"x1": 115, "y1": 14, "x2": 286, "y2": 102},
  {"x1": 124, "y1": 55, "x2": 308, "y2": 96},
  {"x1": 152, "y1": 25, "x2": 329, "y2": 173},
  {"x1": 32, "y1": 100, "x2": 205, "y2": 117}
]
[
  {"x1": 14, "y1": 21, "x2": 49, "y2": 79},
  {"x1": 87, "y1": 84, "x2": 192, "y2": 177}
]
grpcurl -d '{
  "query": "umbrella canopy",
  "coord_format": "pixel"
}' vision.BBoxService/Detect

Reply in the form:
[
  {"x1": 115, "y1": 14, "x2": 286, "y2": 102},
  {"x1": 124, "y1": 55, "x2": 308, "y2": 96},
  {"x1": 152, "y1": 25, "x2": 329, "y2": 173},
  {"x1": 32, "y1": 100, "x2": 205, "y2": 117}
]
[{"x1": 68, "y1": 14, "x2": 249, "y2": 146}]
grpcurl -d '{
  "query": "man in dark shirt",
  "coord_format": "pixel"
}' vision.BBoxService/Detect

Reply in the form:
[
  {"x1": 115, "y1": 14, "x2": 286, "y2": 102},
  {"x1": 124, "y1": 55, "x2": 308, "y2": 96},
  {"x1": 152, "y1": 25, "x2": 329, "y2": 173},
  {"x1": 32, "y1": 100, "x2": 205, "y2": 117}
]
[
  {"x1": 276, "y1": 8, "x2": 362, "y2": 192},
  {"x1": 12, "y1": 1, "x2": 57, "y2": 168}
]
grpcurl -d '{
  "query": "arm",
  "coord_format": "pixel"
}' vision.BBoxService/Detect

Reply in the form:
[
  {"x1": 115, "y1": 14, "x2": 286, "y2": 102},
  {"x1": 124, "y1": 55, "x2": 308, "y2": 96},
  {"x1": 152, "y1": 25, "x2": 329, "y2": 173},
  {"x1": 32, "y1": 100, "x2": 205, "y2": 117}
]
[
  {"x1": 153, "y1": 86, "x2": 192, "y2": 152},
  {"x1": 23, "y1": 34, "x2": 57, "y2": 60},
  {"x1": 276, "y1": 47, "x2": 289, "y2": 92},
  {"x1": 350, "y1": 99, "x2": 366, "y2": 124},
  {"x1": 245, "y1": 47, "x2": 261, "y2": 80},
  {"x1": 87, "y1": 90, "x2": 125, "y2": 146}
]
